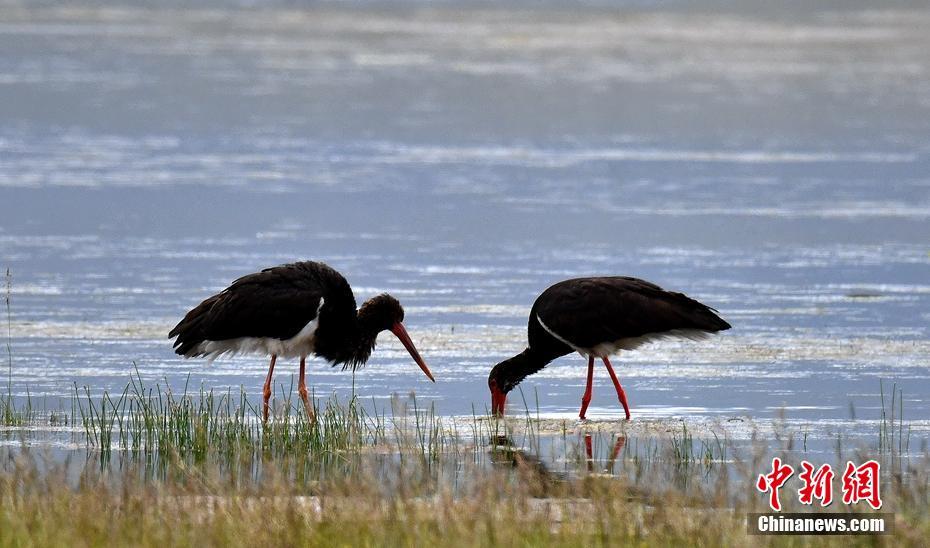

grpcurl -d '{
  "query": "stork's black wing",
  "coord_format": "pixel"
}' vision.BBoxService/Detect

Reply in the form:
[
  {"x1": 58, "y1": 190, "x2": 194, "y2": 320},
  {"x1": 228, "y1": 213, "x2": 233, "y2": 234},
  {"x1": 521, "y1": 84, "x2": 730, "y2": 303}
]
[
  {"x1": 532, "y1": 277, "x2": 730, "y2": 350},
  {"x1": 169, "y1": 261, "x2": 356, "y2": 356}
]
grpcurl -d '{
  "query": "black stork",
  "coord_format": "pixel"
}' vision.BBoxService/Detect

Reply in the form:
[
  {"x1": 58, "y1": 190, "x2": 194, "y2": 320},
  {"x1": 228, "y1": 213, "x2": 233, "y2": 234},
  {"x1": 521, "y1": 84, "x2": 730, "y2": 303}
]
[
  {"x1": 488, "y1": 277, "x2": 730, "y2": 420},
  {"x1": 169, "y1": 261, "x2": 435, "y2": 422}
]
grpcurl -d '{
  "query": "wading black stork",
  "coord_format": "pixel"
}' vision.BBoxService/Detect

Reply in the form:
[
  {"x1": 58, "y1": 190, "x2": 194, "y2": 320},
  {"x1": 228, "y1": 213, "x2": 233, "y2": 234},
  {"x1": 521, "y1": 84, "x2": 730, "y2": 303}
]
[
  {"x1": 169, "y1": 261, "x2": 435, "y2": 422},
  {"x1": 488, "y1": 277, "x2": 730, "y2": 420}
]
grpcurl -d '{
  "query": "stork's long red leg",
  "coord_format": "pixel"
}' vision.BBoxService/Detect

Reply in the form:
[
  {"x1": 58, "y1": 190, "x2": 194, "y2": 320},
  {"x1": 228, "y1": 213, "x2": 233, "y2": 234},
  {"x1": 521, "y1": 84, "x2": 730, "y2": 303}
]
[
  {"x1": 262, "y1": 354, "x2": 277, "y2": 423},
  {"x1": 579, "y1": 355, "x2": 595, "y2": 420},
  {"x1": 298, "y1": 356, "x2": 315, "y2": 421},
  {"x1": 602, "y1": 356, "x2": 631, "y2": 420}
]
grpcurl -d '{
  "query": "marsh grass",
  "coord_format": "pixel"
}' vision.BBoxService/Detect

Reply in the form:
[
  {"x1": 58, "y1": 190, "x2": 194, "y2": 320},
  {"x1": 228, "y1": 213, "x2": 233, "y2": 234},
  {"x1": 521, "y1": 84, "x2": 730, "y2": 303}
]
[
  {"x1": 879, "y1": 379, "x2": 910, "y2": 459},
  {"x1": 2, "y1": 267, "x2": 15, "y2": 426},
  {"x1": 4, "y1": 375, "x2": 923, "y2": 480},
  {"x1": 4, "y1": 268, "x2": 11, "y2": 395},
  {"x1": 0, "y1": 389, "x2": 32, "y2": 427},
  {"x1": 72, "y1": 370, "x2": 490, "y2": 465}
]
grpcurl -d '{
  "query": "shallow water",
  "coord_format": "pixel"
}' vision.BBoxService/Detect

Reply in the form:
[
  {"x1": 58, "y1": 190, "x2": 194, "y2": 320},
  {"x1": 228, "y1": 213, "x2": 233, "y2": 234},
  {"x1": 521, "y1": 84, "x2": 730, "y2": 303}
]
[{"x1": 1, "y1": 1, "x2": 929, "y2": 460}]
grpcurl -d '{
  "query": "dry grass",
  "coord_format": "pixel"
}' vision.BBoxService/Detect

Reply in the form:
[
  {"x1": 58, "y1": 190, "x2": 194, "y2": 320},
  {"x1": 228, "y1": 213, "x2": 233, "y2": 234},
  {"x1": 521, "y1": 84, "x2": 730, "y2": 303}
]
[{"x1": 1, "y1": 450, "x2": 927, "y2": 547}]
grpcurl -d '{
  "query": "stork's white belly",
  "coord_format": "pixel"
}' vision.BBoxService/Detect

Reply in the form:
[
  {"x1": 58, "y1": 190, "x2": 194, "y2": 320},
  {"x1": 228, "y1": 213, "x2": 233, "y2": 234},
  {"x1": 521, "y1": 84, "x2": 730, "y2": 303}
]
[
  {"x1": 196, "y1": 299, "x2": 323, "y2": 361},
  {"x1": 536, "y1": 315, "x2": 712, "y2": 358}
]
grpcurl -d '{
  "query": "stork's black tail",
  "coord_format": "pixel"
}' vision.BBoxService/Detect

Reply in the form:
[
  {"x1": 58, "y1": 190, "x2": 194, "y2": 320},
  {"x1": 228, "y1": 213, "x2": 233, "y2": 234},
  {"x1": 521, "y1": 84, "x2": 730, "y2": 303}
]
[
  {"x1": 168, "y1": 295, "x2": 218, "y2": 357},
  {"x1": 673, "y1": 291, "x2": 731, "y2": 333}
]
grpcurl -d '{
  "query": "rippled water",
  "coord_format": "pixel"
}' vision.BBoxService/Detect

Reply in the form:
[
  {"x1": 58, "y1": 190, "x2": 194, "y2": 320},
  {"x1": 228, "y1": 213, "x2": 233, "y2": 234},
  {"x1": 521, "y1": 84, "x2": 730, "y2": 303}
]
[{"x1": 1, "y1": 1, "x2": 929, "y2": 455}]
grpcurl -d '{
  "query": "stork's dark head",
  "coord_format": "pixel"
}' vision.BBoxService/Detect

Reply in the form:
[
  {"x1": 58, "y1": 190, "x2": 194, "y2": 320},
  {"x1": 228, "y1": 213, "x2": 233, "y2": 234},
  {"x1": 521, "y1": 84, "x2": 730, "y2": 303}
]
[
  {"x1": 488, "y1": 351, "x2": 535, "y2": 417},
  {"x1": 488, "y1": 364, "x2": 507, "y2": 418},
  {"x1": 359, "y1": 293, "x2": 405, "y2": 331},
  {"x1": 359, "y1": 294, "x2": 434, "y2": 382}
]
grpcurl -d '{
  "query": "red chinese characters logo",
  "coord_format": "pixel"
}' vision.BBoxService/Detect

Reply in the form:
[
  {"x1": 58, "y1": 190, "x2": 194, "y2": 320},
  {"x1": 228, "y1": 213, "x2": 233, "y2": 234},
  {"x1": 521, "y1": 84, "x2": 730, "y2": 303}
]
[
  {"x1": 798, "y1": 461, "x2": 834, "y2": 507},
  {"x1": 756, "y1": 457, "x2": 794, "y2": 511},
  {"x1": 842, "y1": 460, "x2": 882, "y2": 510},
  {"x1": 756, "y1": 459, "x2": 882, "y2": 511}
]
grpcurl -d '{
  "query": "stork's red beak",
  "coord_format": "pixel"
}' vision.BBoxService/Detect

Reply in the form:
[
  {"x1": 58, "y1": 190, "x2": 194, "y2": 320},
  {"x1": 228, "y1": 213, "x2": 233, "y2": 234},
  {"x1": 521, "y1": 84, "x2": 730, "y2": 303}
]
[
  {"x1": 390, "y1": 322, "x2": 435, "y2": 382},
  {"x1": 490, "y1": 380, "x2": 506, "y2": 417}
]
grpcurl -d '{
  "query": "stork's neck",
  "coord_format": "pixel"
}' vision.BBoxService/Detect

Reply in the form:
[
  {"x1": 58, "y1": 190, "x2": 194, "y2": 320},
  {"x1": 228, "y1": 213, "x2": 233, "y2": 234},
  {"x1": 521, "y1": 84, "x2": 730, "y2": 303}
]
[
  {"x1": 314, "y1": 310, "x2": 381, "y2": 368},
  {"x1": 492, "y1": 347, "x2": 556, "y2": 394},
  {"x1": 351, "y1": 309, "x2": 385, "y2": 363}
]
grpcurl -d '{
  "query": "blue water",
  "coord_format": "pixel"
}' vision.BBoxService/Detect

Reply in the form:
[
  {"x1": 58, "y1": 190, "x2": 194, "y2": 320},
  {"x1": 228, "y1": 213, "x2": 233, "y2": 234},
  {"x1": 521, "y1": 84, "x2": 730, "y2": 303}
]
[{"x1": 1, "y1": 1, "x2": 929, "y2": 454}]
